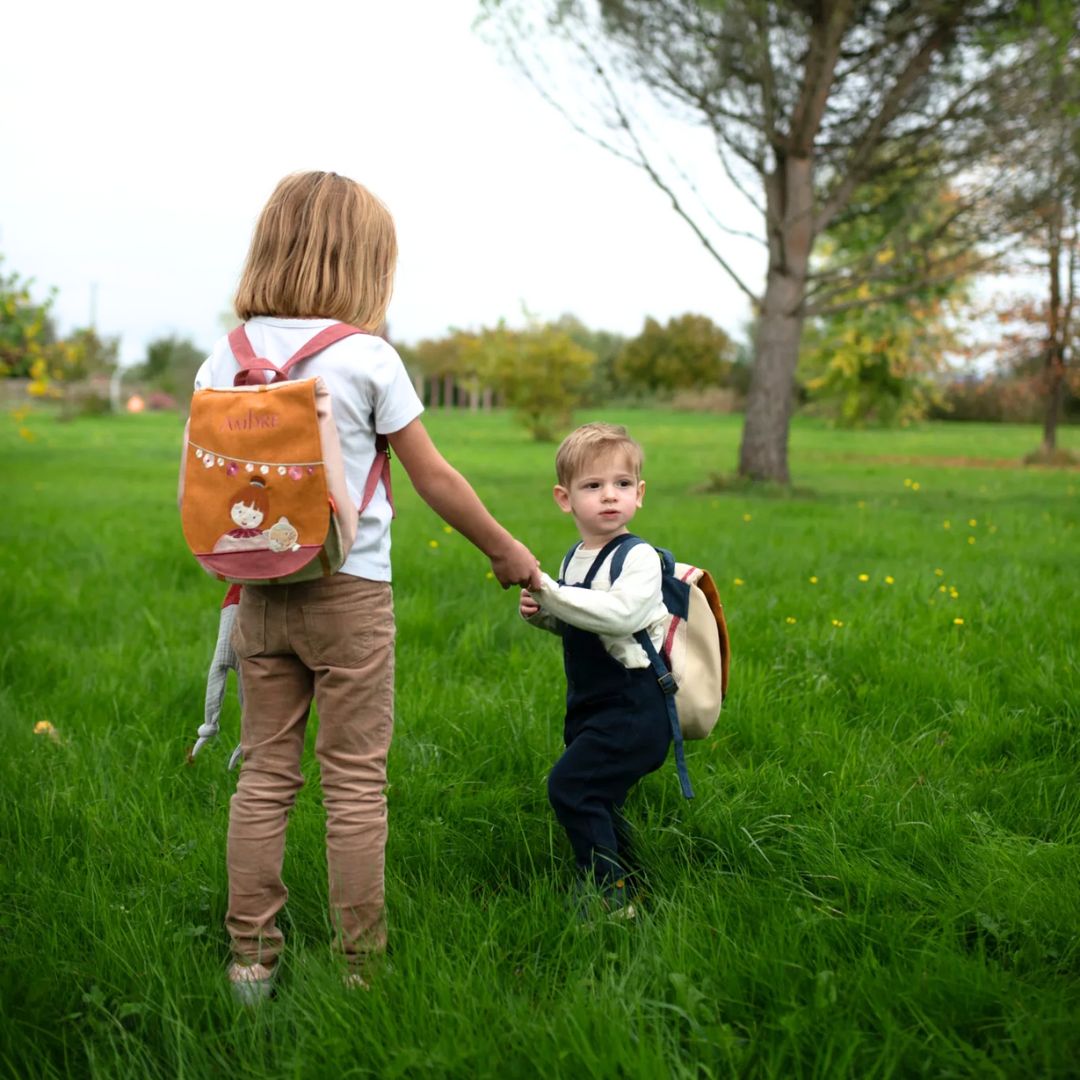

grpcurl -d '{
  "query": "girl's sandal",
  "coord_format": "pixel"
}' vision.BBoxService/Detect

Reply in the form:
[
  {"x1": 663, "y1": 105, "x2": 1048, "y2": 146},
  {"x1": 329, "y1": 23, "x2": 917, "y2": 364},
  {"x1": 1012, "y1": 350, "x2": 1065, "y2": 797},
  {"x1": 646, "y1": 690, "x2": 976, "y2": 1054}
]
[{"x1": 228, "y1": 961, "x2": 276, "y2": 1005}]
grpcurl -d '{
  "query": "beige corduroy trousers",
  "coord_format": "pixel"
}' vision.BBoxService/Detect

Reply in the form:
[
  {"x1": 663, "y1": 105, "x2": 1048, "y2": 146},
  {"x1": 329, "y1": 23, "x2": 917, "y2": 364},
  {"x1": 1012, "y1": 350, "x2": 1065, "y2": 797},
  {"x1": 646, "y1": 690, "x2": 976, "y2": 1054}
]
[{"x1": 226, "y1": 573, "x2": 394, "y2": 967}]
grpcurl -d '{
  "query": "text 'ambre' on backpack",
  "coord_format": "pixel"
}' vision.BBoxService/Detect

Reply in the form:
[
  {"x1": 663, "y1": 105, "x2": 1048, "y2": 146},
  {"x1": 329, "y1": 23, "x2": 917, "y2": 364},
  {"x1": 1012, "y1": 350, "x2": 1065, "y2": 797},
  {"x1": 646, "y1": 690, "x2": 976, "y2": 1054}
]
[{"x1": 178, "y1": 323, "x2": 390, "y2": 586}]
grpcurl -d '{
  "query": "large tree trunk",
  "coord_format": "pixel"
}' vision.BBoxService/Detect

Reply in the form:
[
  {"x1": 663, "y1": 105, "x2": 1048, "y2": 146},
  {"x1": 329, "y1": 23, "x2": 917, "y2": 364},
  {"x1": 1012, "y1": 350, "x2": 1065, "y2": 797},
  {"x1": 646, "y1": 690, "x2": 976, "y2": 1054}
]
[
  {"x1": 1041, "y1": 349, "x2": 1065, "y2": 453},
  {"x1": 1041, "y1": 201, "x2": 1065, "y2": 454},
  {"x1": 738, "y1": 157, "x2": 814, "y2": 483},
  {"x1": 738, "y1": 275, "x2": 805, "y2": 482}
]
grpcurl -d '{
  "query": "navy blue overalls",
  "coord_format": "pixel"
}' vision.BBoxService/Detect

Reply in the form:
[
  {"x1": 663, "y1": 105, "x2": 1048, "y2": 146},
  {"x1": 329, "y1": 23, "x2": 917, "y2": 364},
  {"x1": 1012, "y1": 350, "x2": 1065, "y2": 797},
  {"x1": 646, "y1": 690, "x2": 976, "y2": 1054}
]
[{"x1": 547, "y1": 533, "x2": 673, "y2": 893}]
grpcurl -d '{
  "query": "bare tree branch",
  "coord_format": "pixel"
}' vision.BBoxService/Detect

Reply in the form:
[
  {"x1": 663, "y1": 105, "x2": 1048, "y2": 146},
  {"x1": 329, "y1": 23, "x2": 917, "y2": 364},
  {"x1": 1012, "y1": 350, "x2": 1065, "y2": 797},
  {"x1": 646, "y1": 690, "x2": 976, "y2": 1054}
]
[
  {"x1": 787, "y1": 0, "x2": 855, "y2": 157},
  {"x1": 656, "y1": 142, "x2": 766, "y2": 244},
  {"x1": 752, "y1": 4, "x2": 780, "y2": 148},
  {"x1": 495, "y1": 30, "x2": 642, "y2": 168},
  {"x1": 818, "y1": 12, "x2": 964, "y2": 231},
  {"x1": 578, "y1": 39, "x2": 762, "y2": 307}
]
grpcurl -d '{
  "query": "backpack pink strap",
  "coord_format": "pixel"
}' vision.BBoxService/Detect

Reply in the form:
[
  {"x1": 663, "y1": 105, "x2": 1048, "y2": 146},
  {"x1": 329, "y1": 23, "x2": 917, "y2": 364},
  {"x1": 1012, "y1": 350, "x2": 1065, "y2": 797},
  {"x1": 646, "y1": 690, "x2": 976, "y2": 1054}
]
[
  {"x1": 359, "y1": 434, "x2": 395, "y2": 518},
  {"x1": 228, "y1": 321, "x2": 395, "y2": 517},
  {"x1": 228, "y1": 322, "x2": 366, "y2": 386},
  {"x1": 278, "y1": 323, "x2": 365, "y2": 376},
  {"x1": 229, "y1": 326, "x2": 284, "y2": 386}
]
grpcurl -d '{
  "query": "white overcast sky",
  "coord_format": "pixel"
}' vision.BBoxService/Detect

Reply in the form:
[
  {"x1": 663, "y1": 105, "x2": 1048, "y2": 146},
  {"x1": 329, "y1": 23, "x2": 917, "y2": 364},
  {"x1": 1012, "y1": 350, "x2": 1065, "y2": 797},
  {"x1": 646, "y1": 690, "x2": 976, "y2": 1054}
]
[{"x1": 2, "y1": 0, "x2": 765, "y2": 367}]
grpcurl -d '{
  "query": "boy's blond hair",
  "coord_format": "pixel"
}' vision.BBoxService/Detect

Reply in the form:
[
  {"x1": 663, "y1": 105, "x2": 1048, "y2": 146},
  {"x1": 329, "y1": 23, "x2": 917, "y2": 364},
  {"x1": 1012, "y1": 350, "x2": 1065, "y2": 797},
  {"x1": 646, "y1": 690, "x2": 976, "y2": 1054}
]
[
  {"x1": 555, "y1": 422, "x2": 644, "y2": 488},
  {"x1": 234, "y1": 171, "x2": 397, "y2": 333}
]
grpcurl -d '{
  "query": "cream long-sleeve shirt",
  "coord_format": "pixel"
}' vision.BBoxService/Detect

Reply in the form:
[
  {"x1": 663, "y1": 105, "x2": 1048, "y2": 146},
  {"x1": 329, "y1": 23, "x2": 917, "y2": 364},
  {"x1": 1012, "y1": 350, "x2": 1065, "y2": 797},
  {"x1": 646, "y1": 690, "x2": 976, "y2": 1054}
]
[{"x1": 524, "y1": 541, "x2": 668, "y2": 668}]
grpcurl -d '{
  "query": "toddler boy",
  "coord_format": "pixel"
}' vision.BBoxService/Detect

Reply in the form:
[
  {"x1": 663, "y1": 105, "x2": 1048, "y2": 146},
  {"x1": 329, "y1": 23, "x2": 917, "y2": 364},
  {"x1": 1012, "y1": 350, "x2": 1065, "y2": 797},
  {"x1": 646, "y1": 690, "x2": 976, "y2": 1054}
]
[{"x1": 520, "y1": 422, "x2": 671, "y2": 915}]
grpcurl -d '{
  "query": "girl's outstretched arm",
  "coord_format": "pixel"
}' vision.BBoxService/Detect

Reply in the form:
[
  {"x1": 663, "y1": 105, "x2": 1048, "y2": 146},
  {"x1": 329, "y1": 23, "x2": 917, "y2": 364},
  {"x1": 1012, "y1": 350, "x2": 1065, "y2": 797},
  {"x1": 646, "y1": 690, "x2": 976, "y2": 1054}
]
[{"x1": 387, "y1": 419, "x2": 540, "y2": 590}]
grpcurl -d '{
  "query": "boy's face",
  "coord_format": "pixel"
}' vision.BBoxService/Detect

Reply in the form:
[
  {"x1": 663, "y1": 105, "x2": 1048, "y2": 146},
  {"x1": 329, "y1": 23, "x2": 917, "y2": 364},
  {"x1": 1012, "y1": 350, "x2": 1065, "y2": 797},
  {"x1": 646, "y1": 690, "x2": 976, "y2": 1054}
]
[{"x1": 554, "y1": 450, "x2": 644, "y2": 547}]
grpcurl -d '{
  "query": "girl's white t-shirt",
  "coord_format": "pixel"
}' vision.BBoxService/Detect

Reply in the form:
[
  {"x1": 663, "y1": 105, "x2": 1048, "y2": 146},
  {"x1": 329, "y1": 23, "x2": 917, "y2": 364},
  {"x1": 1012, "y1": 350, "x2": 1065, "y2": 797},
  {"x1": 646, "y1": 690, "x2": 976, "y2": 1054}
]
[{"x1": 193, "y1": 317, "x2": 424, "y2": 581}]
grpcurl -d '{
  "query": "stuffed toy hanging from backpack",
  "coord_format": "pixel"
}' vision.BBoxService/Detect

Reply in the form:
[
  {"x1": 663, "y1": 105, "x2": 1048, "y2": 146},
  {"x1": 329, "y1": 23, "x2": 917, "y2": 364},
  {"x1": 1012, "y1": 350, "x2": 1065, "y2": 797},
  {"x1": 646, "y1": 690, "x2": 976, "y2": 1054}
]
[{"x1": 187, "y1": 585, "x2": 243, "y2": 770}]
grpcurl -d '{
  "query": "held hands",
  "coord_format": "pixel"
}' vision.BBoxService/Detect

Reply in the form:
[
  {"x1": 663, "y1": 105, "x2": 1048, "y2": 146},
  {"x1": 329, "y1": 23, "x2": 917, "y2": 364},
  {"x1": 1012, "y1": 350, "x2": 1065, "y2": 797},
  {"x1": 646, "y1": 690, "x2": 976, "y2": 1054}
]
[
  {"x1": 519, "y1": 589, "x2": 541, "y2": 619},
  {"x1": 489, "y1": 538, "x2": 542, "y2": 591}
]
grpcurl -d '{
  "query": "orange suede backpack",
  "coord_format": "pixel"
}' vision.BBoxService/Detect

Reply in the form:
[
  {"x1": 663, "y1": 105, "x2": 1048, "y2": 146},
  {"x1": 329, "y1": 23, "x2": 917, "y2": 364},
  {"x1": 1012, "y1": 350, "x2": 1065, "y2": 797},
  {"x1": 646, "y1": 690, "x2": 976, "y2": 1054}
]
[{"x1": 179, "y1": 322, "x2": 390, "y2": 585}]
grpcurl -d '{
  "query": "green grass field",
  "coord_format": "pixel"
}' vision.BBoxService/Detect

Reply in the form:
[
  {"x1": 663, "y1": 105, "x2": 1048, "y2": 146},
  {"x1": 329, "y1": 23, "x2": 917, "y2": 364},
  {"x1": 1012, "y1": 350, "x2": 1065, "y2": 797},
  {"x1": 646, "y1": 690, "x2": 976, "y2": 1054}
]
[{"x1": 2, "y1": 407, "x2": 1078, "y2": 1079}]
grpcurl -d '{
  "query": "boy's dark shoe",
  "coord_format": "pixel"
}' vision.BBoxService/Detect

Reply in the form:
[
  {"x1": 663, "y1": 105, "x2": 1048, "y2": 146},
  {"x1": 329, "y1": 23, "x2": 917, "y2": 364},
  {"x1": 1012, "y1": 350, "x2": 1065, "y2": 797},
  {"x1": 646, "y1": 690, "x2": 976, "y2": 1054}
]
[{"x1": 572, "y1": 877, "x2": 638, "y2": 923}]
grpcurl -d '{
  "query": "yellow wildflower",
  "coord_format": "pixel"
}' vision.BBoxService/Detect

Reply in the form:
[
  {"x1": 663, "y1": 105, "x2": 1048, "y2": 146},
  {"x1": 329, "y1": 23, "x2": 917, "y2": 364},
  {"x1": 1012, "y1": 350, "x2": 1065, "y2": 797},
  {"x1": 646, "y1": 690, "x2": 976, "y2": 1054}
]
[
  {"x1": 934, "y1": 568, "x2": 944, "y2": 576},
  {"x1": 953, "y1": 618, "x2": 964, "y2": 626},
  {"x1": 831, "y1": 619, "x2": 845, "y2": 628},
  {"x1": 903, "y1": 478, "x2": 912, "y2": 488},
  {"x1": 428, "y1": 539, "x2": 439, "y2": 549},
  {"x1": 968, "y1": 537, "x2": 976, "y2": 545},
  {"x1": 733, "y1": 578, "x2": 745, "y2": 587},
  {"x1": 912, "y1": 482, "x2": 920, "y2": 491},
  {"x1": 968, "y1": 519, "x2": 977, "y2": 527},
  {"x1": 884, "y1": 576, "x2": 895, "y2": 585},
  {"x1": 943, "y1": 521, "x2": 951, "y2": 530},
  {"x1": 809, "y1": 576, "x2": 819, "y2": 585},
  {"x1": 785, "y1": 616, "x2": 797, "y2": 625},
  {"x1": 34, "y1": 720, "x2": 54, "y2": 735},
  {"x1": 443, "y1": 525, "x2": 453, "y2": 534},
  {"x1": 742, "y1": 513, "x2": 752, "y2": 522},
  {"x1": 858, "y1": 573, "x2": 869, "y2": 582}
]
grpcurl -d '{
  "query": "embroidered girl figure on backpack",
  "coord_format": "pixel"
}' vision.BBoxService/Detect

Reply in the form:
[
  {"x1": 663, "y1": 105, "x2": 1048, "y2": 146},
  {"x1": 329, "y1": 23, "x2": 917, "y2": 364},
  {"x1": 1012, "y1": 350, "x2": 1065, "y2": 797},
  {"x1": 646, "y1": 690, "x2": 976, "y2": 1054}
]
[
  {"x1": 519, "y1": 422, "x2": 671, "y2": 919},
  {"x1": 192, "y1": 170, "x2": 540, "y2": 1003},
  {"x1": 213, "y1": 477, "x2": 273, "y2": 552},
  {"x1": 212, "y1": 477, "x2": 300, "y2": 554}
]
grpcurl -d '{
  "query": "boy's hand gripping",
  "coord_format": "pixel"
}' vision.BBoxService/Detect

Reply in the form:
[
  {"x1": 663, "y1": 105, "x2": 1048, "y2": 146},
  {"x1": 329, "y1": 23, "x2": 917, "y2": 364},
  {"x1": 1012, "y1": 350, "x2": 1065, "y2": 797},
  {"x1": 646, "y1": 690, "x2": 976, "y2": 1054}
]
[{"x1": 519, "y1": 589, "x2": 541, "y2": 619}]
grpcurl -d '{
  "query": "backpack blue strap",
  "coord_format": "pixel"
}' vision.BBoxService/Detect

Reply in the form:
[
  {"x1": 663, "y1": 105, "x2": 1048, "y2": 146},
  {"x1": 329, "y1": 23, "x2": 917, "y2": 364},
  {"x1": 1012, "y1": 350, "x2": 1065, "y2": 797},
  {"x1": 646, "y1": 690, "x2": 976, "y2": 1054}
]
[
  {"x1": 561, "y1": 533, "x2": 640, "y2": 586},
  {"x1": 616, "y1": 539, "x2": 694, "y2": 800},
  {"x1": 656, "y1": 547, "x2": 691, "y2": 621},
  {"x1": 584, "y1": 533, "x2": 639, "y2": 586},
  {"x1": 610, "y1": 536, "x2": 694, "y2": 798},
  {"x1": 557, "y1": 541, "x2": 582, "y2": 584},
  {"x1": 610, "y1": 541, "x2": 689, "y2": 621},
  {"x1": 635, "y1": 629, "x2": 695, "y2": 800},
  {"x1": 606, "y1": 533, "x2": 646, "y2": 584}
]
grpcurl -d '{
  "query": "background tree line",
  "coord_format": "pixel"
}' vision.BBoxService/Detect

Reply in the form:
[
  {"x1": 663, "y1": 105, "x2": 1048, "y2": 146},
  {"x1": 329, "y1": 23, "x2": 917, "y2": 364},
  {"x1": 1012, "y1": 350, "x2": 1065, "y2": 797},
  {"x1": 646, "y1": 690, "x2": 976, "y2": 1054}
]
[
  {"x1": 396, "y1": 312, "x2": 747, "y2": 440},
  {"x1": 3, "y1": 242, "x2": 1076, "y2": 446}
]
